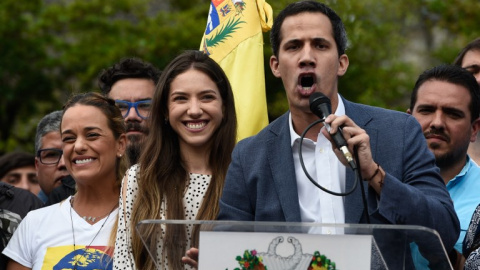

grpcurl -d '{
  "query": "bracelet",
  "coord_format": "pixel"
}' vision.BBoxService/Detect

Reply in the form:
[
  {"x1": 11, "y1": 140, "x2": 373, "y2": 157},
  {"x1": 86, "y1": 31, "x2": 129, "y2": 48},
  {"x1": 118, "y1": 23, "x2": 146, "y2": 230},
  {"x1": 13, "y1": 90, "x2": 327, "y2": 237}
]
[
  {"x1": 378, "y1": 167, "x2": 384, "y2": 188},
  {"x1": 365, "y1": 163, "x2": 380, "y2": 182}
]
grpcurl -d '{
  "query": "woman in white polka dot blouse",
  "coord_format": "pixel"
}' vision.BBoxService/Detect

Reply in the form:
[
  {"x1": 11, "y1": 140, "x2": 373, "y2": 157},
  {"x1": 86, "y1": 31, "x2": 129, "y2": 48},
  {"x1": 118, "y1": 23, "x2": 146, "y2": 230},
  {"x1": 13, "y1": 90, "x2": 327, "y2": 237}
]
[{"x1": 113, "y1": 50, "x2": 237, "y2": 270}]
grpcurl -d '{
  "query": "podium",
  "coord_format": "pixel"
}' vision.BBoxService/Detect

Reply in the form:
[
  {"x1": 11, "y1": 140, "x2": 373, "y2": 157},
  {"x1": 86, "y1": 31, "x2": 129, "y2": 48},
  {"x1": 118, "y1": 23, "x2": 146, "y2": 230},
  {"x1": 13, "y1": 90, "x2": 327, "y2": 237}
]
[{"x1": 136, "y1": 220, "x2": 452, "y2": 269}]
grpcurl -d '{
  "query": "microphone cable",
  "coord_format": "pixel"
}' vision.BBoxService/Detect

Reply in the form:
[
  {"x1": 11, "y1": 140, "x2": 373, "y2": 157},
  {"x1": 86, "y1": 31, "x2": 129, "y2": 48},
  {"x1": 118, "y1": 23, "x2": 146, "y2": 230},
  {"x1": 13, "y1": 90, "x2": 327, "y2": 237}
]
[
  {"x1": 353, "y1": 145, "x2": 371, "y2": 224},
  {"x1": 299, "y1": 118, "x2": 370, "y2": 223}
]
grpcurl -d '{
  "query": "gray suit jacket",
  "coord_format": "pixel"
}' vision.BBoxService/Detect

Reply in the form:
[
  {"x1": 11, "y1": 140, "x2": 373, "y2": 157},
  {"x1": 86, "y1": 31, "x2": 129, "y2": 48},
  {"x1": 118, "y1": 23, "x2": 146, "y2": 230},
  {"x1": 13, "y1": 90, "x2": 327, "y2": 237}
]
[{"x1": 218, "y1": 97, "x2": 459, "y2": 253}]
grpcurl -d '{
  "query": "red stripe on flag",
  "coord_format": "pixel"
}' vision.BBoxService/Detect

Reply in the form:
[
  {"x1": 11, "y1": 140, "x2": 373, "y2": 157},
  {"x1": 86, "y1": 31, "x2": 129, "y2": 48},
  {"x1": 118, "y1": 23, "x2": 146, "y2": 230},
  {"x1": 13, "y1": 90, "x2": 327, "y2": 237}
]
[{"x1": 212, "y1": 0, "x2": 224, "y2": 7}]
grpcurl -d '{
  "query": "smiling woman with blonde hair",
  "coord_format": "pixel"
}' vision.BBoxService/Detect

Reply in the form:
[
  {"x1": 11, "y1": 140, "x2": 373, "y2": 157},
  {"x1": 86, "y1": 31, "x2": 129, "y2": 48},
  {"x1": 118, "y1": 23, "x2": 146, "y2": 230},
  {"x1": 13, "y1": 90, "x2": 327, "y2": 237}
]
[{"x1": 3, "y1": 92, "x2": 128, "y2": 270}]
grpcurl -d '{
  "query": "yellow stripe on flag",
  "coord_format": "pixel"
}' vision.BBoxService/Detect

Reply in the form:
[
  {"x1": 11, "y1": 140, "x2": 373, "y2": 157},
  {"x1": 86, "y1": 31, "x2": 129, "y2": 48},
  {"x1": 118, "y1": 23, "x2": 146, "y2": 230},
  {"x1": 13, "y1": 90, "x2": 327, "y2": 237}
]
[{"x1": 200, "y1": 0, "x2": 272, "y2": 141}]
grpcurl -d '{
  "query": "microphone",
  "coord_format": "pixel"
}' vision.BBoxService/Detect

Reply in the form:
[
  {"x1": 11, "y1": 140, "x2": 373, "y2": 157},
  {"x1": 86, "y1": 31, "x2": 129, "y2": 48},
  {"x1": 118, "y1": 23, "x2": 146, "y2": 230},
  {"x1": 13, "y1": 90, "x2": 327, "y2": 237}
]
[{"x1": 309, "y1": 92, "x2": 357, "y2": 170}]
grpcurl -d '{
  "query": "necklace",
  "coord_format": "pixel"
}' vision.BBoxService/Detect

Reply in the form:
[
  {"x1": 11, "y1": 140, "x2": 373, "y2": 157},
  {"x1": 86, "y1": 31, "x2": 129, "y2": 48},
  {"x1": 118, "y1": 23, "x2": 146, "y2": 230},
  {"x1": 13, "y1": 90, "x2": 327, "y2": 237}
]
[
  {"x1": 81, "y1": 214, "x2": 109, "y2": 223},
  {"x1": 69, "y1": 197, "x2": 118, "y2": 270}
]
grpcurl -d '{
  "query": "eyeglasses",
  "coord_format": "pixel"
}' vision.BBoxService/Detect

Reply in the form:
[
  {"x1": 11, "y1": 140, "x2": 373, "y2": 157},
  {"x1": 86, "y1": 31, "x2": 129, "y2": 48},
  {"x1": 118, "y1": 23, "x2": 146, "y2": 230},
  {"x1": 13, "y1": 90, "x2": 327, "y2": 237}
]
[
  {"x1": 37, "y1": 148, "x2": 63, "y2": 165},
  {"x1": 464, "y1": 65, "x2": 480, "y2": 75},
  {"x1": 114, "y1": 100, "x2": 152, "y2": 119}
]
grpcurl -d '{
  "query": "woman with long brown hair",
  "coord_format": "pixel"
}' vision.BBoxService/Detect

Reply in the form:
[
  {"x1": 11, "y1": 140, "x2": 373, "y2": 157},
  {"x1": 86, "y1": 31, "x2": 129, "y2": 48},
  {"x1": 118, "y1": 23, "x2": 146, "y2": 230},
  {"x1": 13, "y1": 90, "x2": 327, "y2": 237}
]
[{"x1": 113, "y1": 50, "x2": 237, "y2": 269}]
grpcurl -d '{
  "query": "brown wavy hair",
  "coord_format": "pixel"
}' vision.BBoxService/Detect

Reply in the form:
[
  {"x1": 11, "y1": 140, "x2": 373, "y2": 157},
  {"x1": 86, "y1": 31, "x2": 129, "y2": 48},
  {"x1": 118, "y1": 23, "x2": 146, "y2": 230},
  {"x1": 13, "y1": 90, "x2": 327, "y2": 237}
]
[{"x1": 130, "y1": 50, "x2": 237, "y2": 269}]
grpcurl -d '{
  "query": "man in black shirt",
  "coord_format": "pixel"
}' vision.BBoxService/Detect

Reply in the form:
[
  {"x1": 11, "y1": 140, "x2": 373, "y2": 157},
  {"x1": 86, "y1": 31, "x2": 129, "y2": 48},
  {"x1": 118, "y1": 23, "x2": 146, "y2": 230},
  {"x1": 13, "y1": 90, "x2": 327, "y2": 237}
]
[{"x1": 0, "y1": 182, "x2": 43, "y2": 270}]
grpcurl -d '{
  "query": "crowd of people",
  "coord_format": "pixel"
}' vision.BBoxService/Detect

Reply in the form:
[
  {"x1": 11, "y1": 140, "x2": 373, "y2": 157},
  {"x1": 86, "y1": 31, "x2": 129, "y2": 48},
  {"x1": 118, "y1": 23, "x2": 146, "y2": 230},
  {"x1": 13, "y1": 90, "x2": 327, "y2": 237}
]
[{"x1": 0, "y1": 1, "x2": 480, "y2": 269}]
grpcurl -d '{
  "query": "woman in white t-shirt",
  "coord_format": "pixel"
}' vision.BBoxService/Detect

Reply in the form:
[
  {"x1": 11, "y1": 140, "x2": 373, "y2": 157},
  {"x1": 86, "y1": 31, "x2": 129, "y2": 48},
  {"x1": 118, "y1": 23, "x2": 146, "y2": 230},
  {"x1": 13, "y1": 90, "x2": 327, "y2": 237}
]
[
  {"x1": 113, "y1": 50, "x2": 237, "y2": 270},
  {"x1": 3, "y1": 92, "x2": 128, "y2": 270}
]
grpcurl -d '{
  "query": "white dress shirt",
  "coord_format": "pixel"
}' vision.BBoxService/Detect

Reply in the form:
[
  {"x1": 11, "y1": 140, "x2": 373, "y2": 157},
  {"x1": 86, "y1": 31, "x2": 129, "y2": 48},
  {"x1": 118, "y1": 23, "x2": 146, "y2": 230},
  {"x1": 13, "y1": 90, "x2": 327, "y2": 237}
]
[{"x1": 290, "y1": 94, "x2": 346, "y2": 234}]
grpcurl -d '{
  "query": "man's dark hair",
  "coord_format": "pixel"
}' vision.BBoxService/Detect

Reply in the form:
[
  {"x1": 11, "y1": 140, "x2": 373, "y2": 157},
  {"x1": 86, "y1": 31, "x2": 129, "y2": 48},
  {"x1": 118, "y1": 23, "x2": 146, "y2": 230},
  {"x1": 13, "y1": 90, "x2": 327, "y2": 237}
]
[
  {"x1": 453, "y1": 38, "x2": 480, "y2": 66},
  {"x1": 0, "y1": 152, "x2": 35, "y2": 180},
  {"x1": 270, "y1": 0, "x2": 348, "y2": 58},
  {"x1": 410, "y1": 64, "x2": 480, "y2": 121},
  {"x1": 98, "y1": 57, "x2": 161, "y2": 95}
]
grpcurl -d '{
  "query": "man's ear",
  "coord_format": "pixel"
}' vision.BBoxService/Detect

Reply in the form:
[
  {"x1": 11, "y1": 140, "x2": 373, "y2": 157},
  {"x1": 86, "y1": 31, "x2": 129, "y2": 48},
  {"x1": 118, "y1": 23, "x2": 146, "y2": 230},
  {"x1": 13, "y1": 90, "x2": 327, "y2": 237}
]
[
  {"x1": 337, "y1": 54, "x2": 349, "y2": 77},
  {"x1": 270, "y1": 55, "x2": 281, "y2": 78},
  {"x1": 406, "y1": 108, "x2": 412, "y2": 115},
  {"x1": 35, "y1": 158, "x2": 40, "y2": 176},
  {"x1": 471, "y1": 118, "x2": 480, "y2": 142}
]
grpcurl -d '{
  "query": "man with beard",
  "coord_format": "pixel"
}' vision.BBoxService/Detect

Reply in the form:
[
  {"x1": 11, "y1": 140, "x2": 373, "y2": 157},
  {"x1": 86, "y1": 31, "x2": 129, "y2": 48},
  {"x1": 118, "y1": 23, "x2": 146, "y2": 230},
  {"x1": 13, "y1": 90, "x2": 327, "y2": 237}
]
[
  {"x1": 454, "y1": 38, "x2": 480, "y2": 165},
  {"x1": 408, "y1": 64, "x2": 480, "y2": 266},
  {"x1": 98, "y1": 57, "x2": 161, "y2": 165}
]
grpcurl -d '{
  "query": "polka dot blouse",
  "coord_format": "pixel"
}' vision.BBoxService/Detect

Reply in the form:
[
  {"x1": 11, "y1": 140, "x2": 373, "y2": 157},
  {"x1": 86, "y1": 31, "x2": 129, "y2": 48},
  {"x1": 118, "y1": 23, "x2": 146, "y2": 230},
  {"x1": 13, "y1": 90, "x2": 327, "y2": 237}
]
[{"x1": 113, "y1": 165, "x2": 211, "y2": 269}]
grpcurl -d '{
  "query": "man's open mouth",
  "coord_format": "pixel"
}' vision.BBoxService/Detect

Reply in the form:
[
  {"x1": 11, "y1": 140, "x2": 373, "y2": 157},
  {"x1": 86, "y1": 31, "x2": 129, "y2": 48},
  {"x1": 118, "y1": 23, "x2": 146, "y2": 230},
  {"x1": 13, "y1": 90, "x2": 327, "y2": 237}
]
[{"x1": 300, "y1": 74, "x2": 315, "y2": 89}]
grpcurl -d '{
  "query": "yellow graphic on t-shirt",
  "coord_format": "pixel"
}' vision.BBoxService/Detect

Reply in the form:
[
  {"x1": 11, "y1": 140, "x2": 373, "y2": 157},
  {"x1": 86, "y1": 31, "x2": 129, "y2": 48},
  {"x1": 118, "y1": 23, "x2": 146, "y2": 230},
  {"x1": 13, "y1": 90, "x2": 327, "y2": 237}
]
[{"x1": 42, "y1": 245, "x2": 113, "y2": 270}]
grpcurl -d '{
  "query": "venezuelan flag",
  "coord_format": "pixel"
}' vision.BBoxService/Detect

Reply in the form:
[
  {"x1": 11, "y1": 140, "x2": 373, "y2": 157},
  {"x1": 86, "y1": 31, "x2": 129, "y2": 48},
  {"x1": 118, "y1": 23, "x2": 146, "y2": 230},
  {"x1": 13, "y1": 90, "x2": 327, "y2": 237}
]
[{"x1": 200, "y1": 0, "x2": 272, "y2": 141}]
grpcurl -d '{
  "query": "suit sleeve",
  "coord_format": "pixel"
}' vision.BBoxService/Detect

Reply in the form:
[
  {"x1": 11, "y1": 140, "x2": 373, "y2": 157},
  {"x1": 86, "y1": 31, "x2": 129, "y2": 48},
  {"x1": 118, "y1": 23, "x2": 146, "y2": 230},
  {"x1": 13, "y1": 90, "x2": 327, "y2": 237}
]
[{"x1": 371, "y1": 115, "x2": 460, "y2": 251}]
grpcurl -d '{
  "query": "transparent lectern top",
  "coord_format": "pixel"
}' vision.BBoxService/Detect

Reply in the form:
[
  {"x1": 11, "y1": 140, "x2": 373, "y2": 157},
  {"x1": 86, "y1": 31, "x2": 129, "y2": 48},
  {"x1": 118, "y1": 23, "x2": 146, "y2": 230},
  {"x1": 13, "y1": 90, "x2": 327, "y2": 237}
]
[{"x1": 136, "y1": 220, "x2": 452, "y2": 270}]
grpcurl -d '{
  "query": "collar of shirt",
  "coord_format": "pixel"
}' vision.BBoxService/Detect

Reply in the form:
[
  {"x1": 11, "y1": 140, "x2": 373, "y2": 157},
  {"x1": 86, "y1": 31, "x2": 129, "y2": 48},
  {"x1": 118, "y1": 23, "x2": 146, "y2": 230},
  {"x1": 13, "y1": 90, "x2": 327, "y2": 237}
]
[{"x1": 447, "y1": 155, "x2": 474, "y2": 186}]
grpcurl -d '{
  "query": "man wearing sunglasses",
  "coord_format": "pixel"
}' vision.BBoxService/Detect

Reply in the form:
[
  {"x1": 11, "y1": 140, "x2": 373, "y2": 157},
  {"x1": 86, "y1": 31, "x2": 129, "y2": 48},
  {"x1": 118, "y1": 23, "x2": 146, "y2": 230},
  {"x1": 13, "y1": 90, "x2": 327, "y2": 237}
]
[
  {"x1": 98, "y1": 57, "x2": 161, "y2": 165},
  {"x1": 34, "y1": 110, "x2": 72, "y2": 204}
]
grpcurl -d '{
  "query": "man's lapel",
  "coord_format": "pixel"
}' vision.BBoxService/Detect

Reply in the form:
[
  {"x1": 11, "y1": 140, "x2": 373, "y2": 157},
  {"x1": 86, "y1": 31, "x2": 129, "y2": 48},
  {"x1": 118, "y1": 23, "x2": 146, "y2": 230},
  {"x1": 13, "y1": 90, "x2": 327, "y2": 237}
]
[{"x1": 267, "y1": 113, "x2": 302, "y2": 222}]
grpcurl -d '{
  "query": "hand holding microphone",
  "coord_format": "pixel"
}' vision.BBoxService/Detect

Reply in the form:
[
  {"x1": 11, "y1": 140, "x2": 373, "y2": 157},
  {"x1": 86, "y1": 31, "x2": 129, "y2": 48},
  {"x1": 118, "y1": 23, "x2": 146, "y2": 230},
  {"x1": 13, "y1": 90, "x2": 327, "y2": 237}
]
[
  {"x1": 298, "y1": 92, "x2": 361, "y2": 196},
  {"x1": 305, "y1": 92, "x2": 375, "y2": 218},
  {"x1": 309, "y1": 92, "x2": 357, "y2": 170}
]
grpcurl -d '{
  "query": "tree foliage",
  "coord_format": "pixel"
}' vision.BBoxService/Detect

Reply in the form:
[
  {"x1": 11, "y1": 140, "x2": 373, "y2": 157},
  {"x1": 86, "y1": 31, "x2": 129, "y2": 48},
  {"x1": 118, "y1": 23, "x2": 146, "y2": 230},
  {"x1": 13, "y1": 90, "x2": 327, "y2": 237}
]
[
  {"x1": 265, "y1": 0, "x2": 480, "y2": 117},
  {"x1": 2, "y1": 0, "x2": 480, "y2": 153},
  {"x1": 1, "y1": 0, "x2": 208, "y2": 153}
]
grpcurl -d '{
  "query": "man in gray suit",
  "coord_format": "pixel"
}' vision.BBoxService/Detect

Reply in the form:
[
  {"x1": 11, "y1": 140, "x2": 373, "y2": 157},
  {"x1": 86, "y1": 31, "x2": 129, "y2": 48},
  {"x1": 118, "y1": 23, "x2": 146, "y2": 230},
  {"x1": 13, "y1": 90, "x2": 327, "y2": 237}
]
[
  {"x1": 217, "y1": 0, "x2": 459, "y2": 266},
  {"x1": 182, "y1": 1, "x2": 459, "y2": 268}
]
